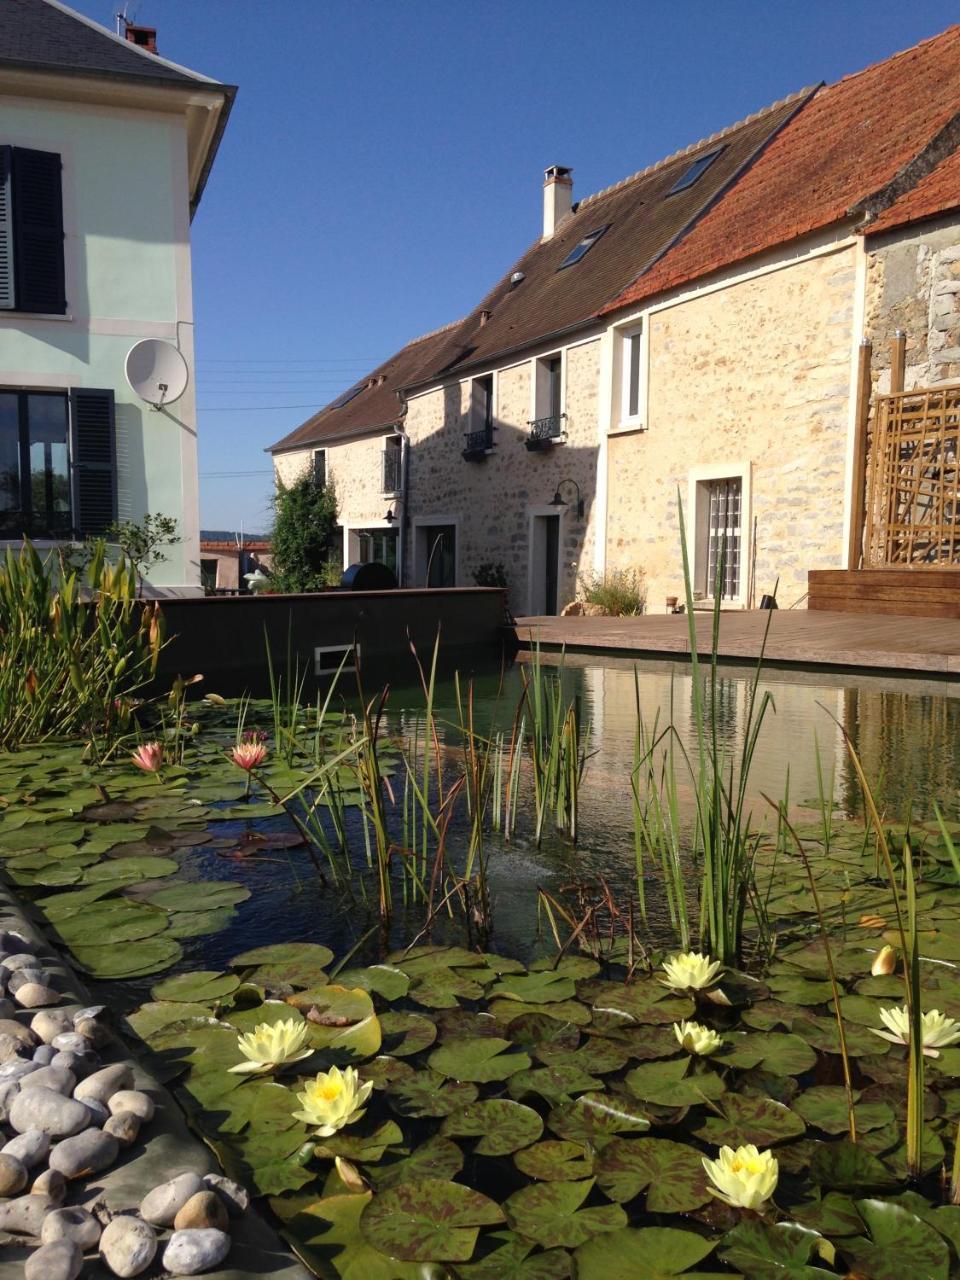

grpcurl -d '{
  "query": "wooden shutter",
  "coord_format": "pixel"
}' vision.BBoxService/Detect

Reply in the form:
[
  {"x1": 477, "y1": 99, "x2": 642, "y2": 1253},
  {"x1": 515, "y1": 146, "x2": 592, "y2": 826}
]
[
  {"x1": 0, "y1": 147, "x2": 13, "y2": 310},
  {"x1": 69, "y1": 389, "x2": 117, "y2": 536},
  {"x1": 12, "y1": 147, "x2": 65, "y2": 315}
]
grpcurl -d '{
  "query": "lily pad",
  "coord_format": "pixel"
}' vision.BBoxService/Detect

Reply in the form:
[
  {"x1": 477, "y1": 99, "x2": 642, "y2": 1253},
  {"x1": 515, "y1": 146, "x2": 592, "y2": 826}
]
[
  {"x1": 375, "y1": 1136, "x2": 464, "y2": 1189},
  {"x1": 626, "y1": 1057, "x2": 727, "y2": 1107},
  {"x1": 429, "y1": 1036, "x2": 532, "y2": 1083},
  {"x1": 595, "y1": 1137, "x2": 712, "y2": 1212},
  {"x1": 441, "y1": 1099, "x2": 543, "y2": 1155},
  {"x1": 548, "y1": 1093, "x2": 650, "y2": 1147},
  {"x1": 719, "y1": 1220, "x2": 837, "y2": 1279},
  {"x1": 70, "y1": 934, "x2": 182, "y2": 978},
  {"x1": 841, "y1": 1199, "x2": 950, "y2": 1280},
  {"x1": 694, "y1": 1093, "x2": 806, "y2": 1146},
  {"x1": 575, "y1": 1226, "x2": 718, "y2": 1279},
  {"x1": 504, "y1": 1178, "x2": 626, "y2": 1249},
  {"x1": 379, "y1": 1011, "x2": 437, "y2": 1058},
  {"x1": 387, "y1": 1070, "x2": 479, "y2": 1118},
  {"x1": 151, "y1": 970, "x2": 241, "y2": 1003},
  {"x1": 490, "y1": 972, "x2": 578, "y2": 1004},
  {"x1": 166, "y1": 907, "x2": 237, "y2": 938},
  {"x1": 456, "y1": 1230, "x2": 573, "y2": 1279},
  {"x1": 148, "y1": 880, "x2": 251, "y2": 911},
  {"x1": 361, "y1": 1176, "x2": 504, "y2": 1262},
  {"x1": 285, "y1": 1192, "x2": 423, "y2": 1280}
]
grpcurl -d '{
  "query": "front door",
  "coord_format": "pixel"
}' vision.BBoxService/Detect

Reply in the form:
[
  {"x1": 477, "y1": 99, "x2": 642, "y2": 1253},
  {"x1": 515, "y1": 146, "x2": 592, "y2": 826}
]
[
  {"x1": 530, "y1": 513, "x2": 561, "y2": 615},
  {"x1": 424, "y1": 524, "x2": 456, "y2": 587}
]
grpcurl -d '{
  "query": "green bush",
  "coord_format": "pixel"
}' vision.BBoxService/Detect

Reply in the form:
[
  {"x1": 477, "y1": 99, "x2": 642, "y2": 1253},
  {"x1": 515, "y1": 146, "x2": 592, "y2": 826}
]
[
  {"x1": 269, "y1": 473, "x2": 339, "y2": 593},
  {"x1": 0, "y1": 540, "x2": 163, "y2": 746},
  {"x1": 576, "y1": 566, "x2": 647, "y2": 616},
  {"x1": 472, "y1": 562, "x2": 508, "y2": 588}
]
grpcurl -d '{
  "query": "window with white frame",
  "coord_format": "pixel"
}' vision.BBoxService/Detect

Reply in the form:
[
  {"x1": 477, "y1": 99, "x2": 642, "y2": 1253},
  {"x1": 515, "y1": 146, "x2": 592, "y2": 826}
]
[
  {"x1": 530, "y1": 354, "x2": 565, "y2": 443},
  {"x1": 620, "y1": 325, "x2": 644, "y2": 424},
  {"x1": 693, "y1": 475, "x2": 743, "y2": 601},
  {"x1": 382, "y1": 435, "x2": 401, "y2": 494}
]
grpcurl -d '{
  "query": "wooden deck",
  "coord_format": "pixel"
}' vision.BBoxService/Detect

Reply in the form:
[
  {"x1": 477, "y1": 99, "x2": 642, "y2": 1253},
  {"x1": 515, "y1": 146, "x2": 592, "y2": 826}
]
[
  {"x1": 808, "y1": 568, "x2": 960, "y2": 618},
  {"x1": 514, "y1": 609, "x2": 960, "y2": 675}
]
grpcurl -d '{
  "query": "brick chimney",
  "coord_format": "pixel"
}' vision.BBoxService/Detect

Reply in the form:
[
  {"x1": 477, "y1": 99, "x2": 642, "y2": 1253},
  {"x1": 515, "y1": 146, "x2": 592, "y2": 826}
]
[
  {"x1": 124, "y1": 24, "x2": 158, "y2": 54},
  {"x1": 542, "y1": 165, "x2": 573, "y2": 241}
]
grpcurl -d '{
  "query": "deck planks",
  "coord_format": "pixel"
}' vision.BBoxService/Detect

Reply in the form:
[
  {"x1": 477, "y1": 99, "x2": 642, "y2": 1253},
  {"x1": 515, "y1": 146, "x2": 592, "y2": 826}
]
[{"x1": 513, "y1": 610, "x2": 960, "y2": 675}]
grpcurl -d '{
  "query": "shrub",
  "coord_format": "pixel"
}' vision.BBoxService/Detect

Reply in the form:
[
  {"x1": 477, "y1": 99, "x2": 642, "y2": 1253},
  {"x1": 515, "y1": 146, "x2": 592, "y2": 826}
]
[
  {"x1": 576, "y1": 566, "x2": 647, "y2": 615},
  {"x1": 270, "y1": 473, "x2": 339, "y2": 593},
  {"x1": 0, "y1": 540, "x2": 163, "y2": 746},
  {"x1": 473, "y1": 562, "x2": 508, "y2": 589}
]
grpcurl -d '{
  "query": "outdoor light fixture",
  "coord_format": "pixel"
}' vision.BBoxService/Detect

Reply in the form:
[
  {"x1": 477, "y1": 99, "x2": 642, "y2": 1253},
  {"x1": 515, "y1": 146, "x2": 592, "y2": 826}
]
[
  {"x1": 549, "y1": 478, "x2": 584, "y2": 519},
  {"x1": 385, "y1": 507, "x2": 397, "y2": 524}
]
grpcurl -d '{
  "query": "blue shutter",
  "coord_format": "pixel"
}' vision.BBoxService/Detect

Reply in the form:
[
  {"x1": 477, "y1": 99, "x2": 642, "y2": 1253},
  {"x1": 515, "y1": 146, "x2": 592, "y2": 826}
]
[
  {"x1": 12, "y1": 147, "x2": 65, "y2": 315},
  {"x1": 0, "y1": 147, "x2": 13, "y2": 310},
  {"x1": 69, "y1": 389, "x2": 117, "y2": 536}
]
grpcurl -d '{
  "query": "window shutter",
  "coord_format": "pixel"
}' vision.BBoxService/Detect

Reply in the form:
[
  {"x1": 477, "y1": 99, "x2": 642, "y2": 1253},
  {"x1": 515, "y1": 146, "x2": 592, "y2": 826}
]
[
  {"x1": 0, "y1": 147, "x2": 13, "y2": 310},
  {"x1": 69, "y1": 389, "x2": 117, "y2": 536},
  {"x1": 12, "y1": 147, "x2": 65, "y2": 315}
]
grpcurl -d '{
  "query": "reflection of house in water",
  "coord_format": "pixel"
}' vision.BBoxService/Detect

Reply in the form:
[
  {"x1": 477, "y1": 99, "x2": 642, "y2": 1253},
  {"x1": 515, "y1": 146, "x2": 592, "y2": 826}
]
[{"x1": 199, "y1": 536, "x2": 272, "y2": 595}]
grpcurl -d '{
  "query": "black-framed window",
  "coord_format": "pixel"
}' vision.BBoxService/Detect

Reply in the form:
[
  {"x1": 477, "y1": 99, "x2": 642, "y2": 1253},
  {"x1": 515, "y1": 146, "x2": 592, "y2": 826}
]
[
  {"x1": 357, "y1": 527, "x2": 398, "y2": 573},
  {"x1": 0, "y1": 145, "x2": 66, "y2": 315},
  {"x1": 0, "y1": 391, "x2": 71, "y2": 539},
  {"x1": 313, "y1": 449, "x2": 326, "y2": 488}
]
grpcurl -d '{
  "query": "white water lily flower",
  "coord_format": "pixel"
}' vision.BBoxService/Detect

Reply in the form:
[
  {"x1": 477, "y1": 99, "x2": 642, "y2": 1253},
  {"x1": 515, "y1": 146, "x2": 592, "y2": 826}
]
[
  {"x1": 228, "y1": 1018, "x2": 312, "y2": 1075},
  {"x1": 870, "y1": 945, "x2": 896, "y2": 977},
  {"x1": 702, "y1": 1144, "x2": 778, "y2": 1210},
  {"x1": 870, "y1": 1005, "x2": 960, "y2": 1057},
  {"x1": 292, "y1": 1065, "x2": 373, "y2": 1137},
  {"x1": 661, "y1": 951, "x2": 723, "y2": 992},
  {"x1": 674, "y1": 1020, "x2": 723, "y2": 1055}
]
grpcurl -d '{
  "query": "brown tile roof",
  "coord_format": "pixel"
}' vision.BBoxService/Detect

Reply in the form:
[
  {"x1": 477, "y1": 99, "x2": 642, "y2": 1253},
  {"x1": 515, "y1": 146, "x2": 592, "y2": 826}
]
[
  {"x1": 412, "y1": 89, "x2": 813, "y2": 382},
  {"x1": 268, "y1": 322, "x2": 461, "y2": 453},
  {"x1": 864, "y1": 144, "x2": 960, "y2": 236},
  {"x1": 602, "y1": 26, "x2": 960, "y2": 315}
]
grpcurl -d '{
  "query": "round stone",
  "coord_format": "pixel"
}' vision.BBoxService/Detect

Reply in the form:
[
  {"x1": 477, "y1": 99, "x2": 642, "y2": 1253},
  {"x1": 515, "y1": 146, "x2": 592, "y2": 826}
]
[
  {"x1": 50, "y1": 1033, "x2": 89, "y2": 1054},
  {"x1": 162, "y1": 1228, "x2": 231, "y2": 1275},
  {"x1": 104, "y1": 1110, "x2": 141, "y2": 1147},
  {"x1": 202, "y1": 1172, "x2": 249, "y2": 1217},
  {"x1": 0, "y1": 996, "x2": 15, "y2": 1018},
  {"x1": 15, "y1": 983, "x2": 62, "y2": 1009},
  {"x1": 0, "y1": 1031, "x2": 24, "y2": 1063},
  {"x1": 0, "y1": 1151, "x2": 28, "y2": 1196},
  {"x1": 81, "y1": 1097, "x2": 110, "y2": 1126},
  {"x1": 0, "y1": 1191, "x2": 56, "y2": 1235},
  {"x1": 49, "y1": 1127, "x2": 118, "y2": 1179},
  {"x1": 24, "y1": 1238, "x2": 82, "y2": 1280},
  {"x1": 108, "y1": 1089, "x2": 154, "y2": 1121},
  {"x1": 74, "y1": 1062, "x2": 134, "y2": 1105},
  {"x1": 0, "y1": 1018, "x2": 38, "y2": 1049},
  {"x1": 0, "y1": 1078, "x2": 20, "y2": 1123},
  {"x1": 100, "y1": 1215, "x2": 158, "y2": 1278},
  {"x1": 73, "y1": 1005, "x2": 106, "y2": 1024},
  {"x1": 41, "y1": 1206, "x2": 102, "y2": 1250},
  {"x1": 3, "y1": 952, "x2": 41, "y2": 971},
  {"x1": 2, "y1": 1129, "x2": 50, "y2": 1169},
  {"x1": 140, "y1": 1171, "x2": 206, "y2": 1226},
  {"x1": 31, "y1": 1167, "x2": 66, "y2": 1205},
  {"x1": 74, "y1": 1016, "x2": 109, "y2": 1047},
  {"x1": 9, "y1": 1085, "x2": 90, "y2": 1137},
  {"x1": 51, "y1": 1049, "x2": 96, "y2": 1078},
  {"x1": 173, "y1": 1190, "x2": 229, "y2": 1232},
  {"x1": 31, "y1": 1010, "x2": 75, "y2": 1044},
  {"x1": 32, "y1": 1044, "x2": 57, "y2": 1065},
  {"x1": 0, "y1": 1057, "x2": 40, "y2": 1083},
  {"x1": 20, "y1": 1064, "x2": 75, "y2": 1095},
  {"x1": 8, "y1": 967, "x2": 51, "y2": 992}
]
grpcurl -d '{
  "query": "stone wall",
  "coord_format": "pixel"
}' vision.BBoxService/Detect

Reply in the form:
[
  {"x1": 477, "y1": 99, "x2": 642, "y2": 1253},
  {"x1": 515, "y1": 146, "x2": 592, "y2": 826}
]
[
  {"x1": 403, "y1": 339, "x2": 601, "y2": 615},
  {"x1": 606, "y1": 245, "x2": 857, "y2": 609},
  {"x1": 864, "y1": 217, "x2": 960, "y2": 390},
  {"x1": 273, "y1": 432, "x2": 395, "y2": 544}
]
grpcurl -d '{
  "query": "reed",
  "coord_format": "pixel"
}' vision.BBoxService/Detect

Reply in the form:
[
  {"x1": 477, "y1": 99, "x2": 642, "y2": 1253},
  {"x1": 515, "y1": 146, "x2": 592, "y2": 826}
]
[{"x1": 521, "y1": 646, "x2": 586, "y2": 844}]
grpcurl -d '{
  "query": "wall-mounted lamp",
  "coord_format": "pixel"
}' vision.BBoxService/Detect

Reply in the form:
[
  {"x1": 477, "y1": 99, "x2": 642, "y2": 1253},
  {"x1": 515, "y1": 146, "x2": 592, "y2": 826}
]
[
  {"x1": 549, "y1": 477, "x2": 584, "y2": 519},
  {"x1": 385, "y1": 507, "x2": 397, "y2": 524}
]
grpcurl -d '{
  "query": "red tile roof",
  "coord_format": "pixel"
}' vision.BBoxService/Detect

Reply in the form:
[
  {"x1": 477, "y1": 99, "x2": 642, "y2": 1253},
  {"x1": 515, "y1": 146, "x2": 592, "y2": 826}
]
[
  {"x1": 602, "y1": 25, "x2": 960, "y2": 315},
  {"x1": 865, "y1": 144, "x2": 960, "y2": 236}
]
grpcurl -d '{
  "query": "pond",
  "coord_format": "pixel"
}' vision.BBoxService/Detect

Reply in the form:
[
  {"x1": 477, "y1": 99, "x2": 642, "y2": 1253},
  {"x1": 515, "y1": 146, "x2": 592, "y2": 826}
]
[{"x1": 4, "y1": 650, "x2": 960, "y2": 1277}]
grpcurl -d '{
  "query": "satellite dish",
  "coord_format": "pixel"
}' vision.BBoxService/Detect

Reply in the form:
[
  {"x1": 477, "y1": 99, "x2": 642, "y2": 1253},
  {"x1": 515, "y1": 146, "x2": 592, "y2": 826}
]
[{"x1": 125, "y1": 339, "x2": 189, "y2": 410}]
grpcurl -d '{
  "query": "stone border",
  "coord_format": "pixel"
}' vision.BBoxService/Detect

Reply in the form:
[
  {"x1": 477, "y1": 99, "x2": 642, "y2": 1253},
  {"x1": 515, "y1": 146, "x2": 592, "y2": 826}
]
[{"x1": 0, "y1": 874, "x2": 311, "y2": 1280}]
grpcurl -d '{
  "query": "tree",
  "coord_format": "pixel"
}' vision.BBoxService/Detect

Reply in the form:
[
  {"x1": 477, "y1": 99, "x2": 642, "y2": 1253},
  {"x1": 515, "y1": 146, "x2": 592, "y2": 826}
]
[
  {"x1": 105, "y1": 513, "x2": 182, "y2": 595},
  {"x1": 270, "y1": 473, "x2": 339, "y2": 593}
]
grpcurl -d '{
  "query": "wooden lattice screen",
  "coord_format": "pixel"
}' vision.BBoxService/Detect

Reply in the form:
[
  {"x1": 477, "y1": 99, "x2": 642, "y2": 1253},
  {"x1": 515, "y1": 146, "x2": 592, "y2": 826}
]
[{"x1": 865, "y1": 383, "x2": 960, "y2": 566}]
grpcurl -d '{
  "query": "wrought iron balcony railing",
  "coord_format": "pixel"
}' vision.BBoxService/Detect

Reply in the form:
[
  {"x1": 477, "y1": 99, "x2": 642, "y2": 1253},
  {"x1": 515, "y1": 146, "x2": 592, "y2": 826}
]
[
  {"x1": 462, "y1": 427, "x2": 494, "y2": 460},
  {"x1": 525, "y1": 413, "x2": 566, "y2": 450},
  {"x1": 382, "y1": 449, "x2": 402, "y2": 493}
]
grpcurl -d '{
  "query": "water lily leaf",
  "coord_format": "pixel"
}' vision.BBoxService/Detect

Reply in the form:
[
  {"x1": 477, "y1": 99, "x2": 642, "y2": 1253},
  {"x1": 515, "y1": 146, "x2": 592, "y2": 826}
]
[
  {"x1": 767, "y1": 974, "x2": 837, "y2": 1005},
  {"x1": 809, "y1": 1139, "x2": 899, "y2": 1191},
  {"x1": 375, "y1": 1136, "x2": 464, "y2": 1189},
  {"x1": 504, "y1": 1178, "x2": 625, "y2": 1249},
  {"x1": 387, "y1": 1070, "x2": 479, "y2": 1118},
  {"x1": 152, "y1": 970, "x2": 241, "y2": 1003},
  {"x1": 603, "y1": 1024, "x2": 685, "y2": 1061},
  {"x1": 884, "y1": 1128, "x2": 946, "y2": 1180},
  {"x1": 166, "y1": 907, "x2": 237, "y2": 938},
  {"x1": 408, "y1": 968, "x2": 488, "y2": 1008},
  {"x1": 548, "y1": 1093, "x2": 650, "y2": 1147},
  {"x1": 590, "y1": 979, "x2": 695, "y2": 1026},
  {"x1": 148, "y1": 880, "x2": 251, "y2": 911},
  {"x1": 508, "y1": 1063, "x2": 603, "y2": 1105},
  {"x1": 70, "y1": 934, "x2": 182, "y2": 977},
  {"x1": 38, "y1": 882, "x2": 127, "y2": 916},
  {"x1": 489, "y1": 998, "x2": 593, "y2": 1026},
  {"x1": 575, "y1": 1226, "x2": 719, "y2": 1279},
  {"x1": 227, "y1": 999, "x2": 305, "y2": 1034},
  {"x1": 490, "y1": 971, "x2": 578, "y2": 1004},
  {"x1": 393, "y1": 945, "x2": 489, "y2": 973},
  {"x1": 595, "y1": 1137, "x2": 711, "y2": 1212},
  {"x1": 514, "y1": 1140, "x2": 593, "y2": 1182},
  {"x1": 794, "y1": 1087, "x2": 894, "y2": 1135},
  {"x1": 793, "y1": 1013, "x2": 891, "y2": 1058},
  {"x1": 82, "y1": 855, "x2": 178, "y2": 883},
  {"x1": 314, "y1": 1119, "x2": 404, "y2": 1164},
  {"x1": 507, "y1": 1014, "x2": 580, "y2": 1056},
  {"x1": 56, "y1": 899, "x2": 169, "y2": 943},
  {"x1": 792, "y1": 1193, "x2": 865, "y2": 1237},
  {"x1": 716, "y1": 1032, "x2": 816, "y2": 1076},
  {"x1": 626, "y1": 1057, "x2": 727, "y2": 1107},
  {"x1": 456, "y1": 1229, "x2": 572, "y2": 1278},
  {"x1": 841, "y1": 1199, "x2": 951, "y2": 1280},
  {"x1": 379, "y1": 1011, "x2": 437, "y2": 1058},
  {"x1": 538, "y1": 1037, "x2": 629, "y2": 1075},
  {"x1": 296, "y1": 987, "x2": 381, "y2": 1061},
  {"x1": 429, "y1": 1036, "x2": 531, "y2": 1083},
  {"x1": 337, "y1": 965, "x2": 410, "y2": 1001},
  {"x1": 361, "y1": 1176, "x2": 504, "y2": 1262},
  {"x1": 127, "y1": 1000, "x2": 218, "y2": 1040},
  {"x1": 360, "y1": 1056, "x2": 414, "y2": 1090},
  {"x1": 719, "y1": 1219, "x2": 837, "y2": 1279},
  {"x1": 286, "y1": 1193, "x2": 418, "y2": 1280},
  {"x1": 694, "y1": 1094, "x2": 805, "y2": 1146},
  {"x1": 441, "y1": 1099, "x2": 543, "y2": 1155},
  {"x1": 239, "y1": 944, "x2": 334, "y2": 991}
]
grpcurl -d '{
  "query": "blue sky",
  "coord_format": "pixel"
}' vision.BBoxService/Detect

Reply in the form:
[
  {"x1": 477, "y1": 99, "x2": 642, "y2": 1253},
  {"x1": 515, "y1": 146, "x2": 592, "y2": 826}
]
[{"x1": 69, "y1": 0, "x2": 956, "y2": 532}]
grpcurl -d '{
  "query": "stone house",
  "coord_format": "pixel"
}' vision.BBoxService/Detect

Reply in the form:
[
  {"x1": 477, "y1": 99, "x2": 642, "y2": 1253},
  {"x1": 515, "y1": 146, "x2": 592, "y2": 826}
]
[
  {"x1": 269, "y1": 26, "x2": 960, "y2": 615},
  {"x1": 0, "y1": 0, "x2": 233, "y2": 594},
  {"x1": 199, "y1": 536, "x2": 272, "y2": 594}
]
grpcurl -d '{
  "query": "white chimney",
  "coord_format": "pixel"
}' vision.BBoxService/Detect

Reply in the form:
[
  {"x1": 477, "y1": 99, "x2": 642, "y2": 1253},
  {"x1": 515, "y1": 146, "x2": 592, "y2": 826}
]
[{"x1": 542, "y1": 165, "x2": 573, "y2": 241}]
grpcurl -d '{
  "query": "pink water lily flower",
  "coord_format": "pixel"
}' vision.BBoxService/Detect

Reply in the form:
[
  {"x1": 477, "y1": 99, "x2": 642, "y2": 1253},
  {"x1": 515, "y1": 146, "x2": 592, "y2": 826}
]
[
  {"x1": 231, "y1": 741, "x2": 268, "y2": 771},
  {"x1": 131, "y1": 742, "x2": 163, "y2": 773}
]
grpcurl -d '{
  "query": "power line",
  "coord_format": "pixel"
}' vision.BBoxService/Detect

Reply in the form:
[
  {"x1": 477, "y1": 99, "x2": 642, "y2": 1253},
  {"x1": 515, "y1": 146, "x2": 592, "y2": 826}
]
[{"x1": 198, "y1": 404, "x2": 323, "y2": 411}]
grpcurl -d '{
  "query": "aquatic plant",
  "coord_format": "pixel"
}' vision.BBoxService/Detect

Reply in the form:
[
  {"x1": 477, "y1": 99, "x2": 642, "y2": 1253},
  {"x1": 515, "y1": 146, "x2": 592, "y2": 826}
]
[
  {"x1": 661, "y1": 950, "x2": 722, "y2": 992},
  {"x1": 871, "y1": 1006, "x2": 960, "y2": 1056},
  {"x1": 130, "y1": 741, "x2": 163, "y2": 773},
  {"x1": 229, "y1": 1018, "x2": 312, "y2": 1074},
  {"x1": 674, "y1": 1020, "x2": 722, "y2": 1055},
  {"x1": 292, "y1": 1066, "x2": 373, "y2": 1135},
  {"x1": 702, "y1": 1144, "x2": 778, "y2": 1210}
]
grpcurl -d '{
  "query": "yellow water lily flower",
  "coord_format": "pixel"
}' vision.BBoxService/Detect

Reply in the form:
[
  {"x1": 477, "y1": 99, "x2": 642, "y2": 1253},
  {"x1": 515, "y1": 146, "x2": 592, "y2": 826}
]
[
  {"x1": 702, "y1": 1143, "x2": 778, "y2": 1210},
  {"x1": 228, "y1": 1018, "x2": 313, "y2": 1075},
  {"x1": 661, "y1": 951, "x2": 723, "y2": 992},
  {"x1": 292, "y1": 1065, "x2": 373, "y2": 1136},
  {"x1": 870, "y1": 1005, "x2": 960, "y2": 1057},
  {"x1": 674, "y1": 1020, "x2": 723, "y2": 1055}
]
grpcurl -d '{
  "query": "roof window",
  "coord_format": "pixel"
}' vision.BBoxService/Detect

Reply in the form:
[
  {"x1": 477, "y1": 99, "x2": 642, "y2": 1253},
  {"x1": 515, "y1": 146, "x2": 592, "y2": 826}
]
[
  {"x1": 557, "y1": 225, "x2": 608, "y2": 270},
  {"x1": 666, "y1": 146, "x2": 725, "y2": 195},
  {"x1": 330, "y1": 384, "x2": 365, "y2": 409}
]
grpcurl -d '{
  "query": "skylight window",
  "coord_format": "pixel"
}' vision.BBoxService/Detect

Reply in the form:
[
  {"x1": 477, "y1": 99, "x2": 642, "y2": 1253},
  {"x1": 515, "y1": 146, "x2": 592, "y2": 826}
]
[
  {"x1": 557, "y1": 225, "x2": 608, "y2": 270},
  {"x1": 666, "y1": 146, "x2": 725, "y2": 196},
  {"x1": 330, "y1": 383, "x2": 365, "y2": 409}
]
